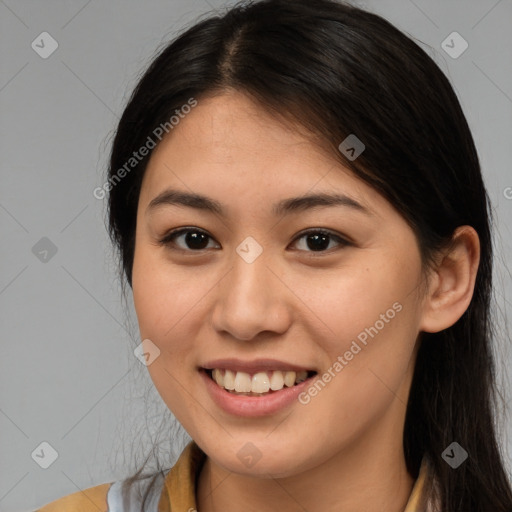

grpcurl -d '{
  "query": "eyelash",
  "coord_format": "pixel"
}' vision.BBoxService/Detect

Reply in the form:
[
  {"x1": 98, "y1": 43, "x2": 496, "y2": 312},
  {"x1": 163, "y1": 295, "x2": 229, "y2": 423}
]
[{"x1": 157, "y1": 227, "x2": 351, "y2": 254}]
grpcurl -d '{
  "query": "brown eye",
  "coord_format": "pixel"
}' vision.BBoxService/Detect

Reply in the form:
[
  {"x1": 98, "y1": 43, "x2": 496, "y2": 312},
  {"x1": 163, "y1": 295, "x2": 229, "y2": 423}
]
[
  {"x1": 158, "y1": 227, "x2": 350, "y2": 254},
  {"x1": 291, "y1": 230, "x2": 350, "y2": 253},
  {"x1": 159, "y1": 228, "x2": 219, "y2": 251}
]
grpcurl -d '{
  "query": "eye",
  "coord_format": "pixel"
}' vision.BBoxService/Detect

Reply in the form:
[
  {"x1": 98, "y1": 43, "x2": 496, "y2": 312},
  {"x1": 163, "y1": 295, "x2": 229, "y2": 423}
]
[
  {"x1": 290, "y1": 229, "x2": 351, "y2": 253},
  {"x1": 158, "y1": 227, "x2": 219, "y2": 252},
  {"x1": 158, "y1": 227, "x2": 351, "y2": 254}
]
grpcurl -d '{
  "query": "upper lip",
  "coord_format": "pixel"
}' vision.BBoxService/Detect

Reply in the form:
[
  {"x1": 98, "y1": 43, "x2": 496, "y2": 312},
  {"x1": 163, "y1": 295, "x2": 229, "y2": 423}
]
[{"x1": 201, "y1": 358, "x2": 316, "y2": 374}]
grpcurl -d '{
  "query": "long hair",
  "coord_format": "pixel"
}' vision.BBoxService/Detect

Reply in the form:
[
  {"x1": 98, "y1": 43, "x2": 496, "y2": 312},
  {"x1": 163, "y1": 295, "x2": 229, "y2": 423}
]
[{"x1": 106, "y1": 0, "x2": 512, "y2": 509}]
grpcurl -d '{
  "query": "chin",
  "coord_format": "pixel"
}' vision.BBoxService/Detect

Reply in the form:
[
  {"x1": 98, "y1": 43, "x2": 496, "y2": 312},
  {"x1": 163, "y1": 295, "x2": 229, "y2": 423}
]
[{"x1": 203, "y1": 437, "x2": 317, "y2": 478}]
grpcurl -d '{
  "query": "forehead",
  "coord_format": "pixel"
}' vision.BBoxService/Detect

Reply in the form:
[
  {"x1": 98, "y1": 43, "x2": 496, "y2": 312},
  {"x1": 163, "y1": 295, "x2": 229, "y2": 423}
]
[
  {"x1": 138, "y1": 91, "x2": 387, "y2": 218},
  {"x1": 149, "y1": 92, "x2": 333, "y2": 172}
]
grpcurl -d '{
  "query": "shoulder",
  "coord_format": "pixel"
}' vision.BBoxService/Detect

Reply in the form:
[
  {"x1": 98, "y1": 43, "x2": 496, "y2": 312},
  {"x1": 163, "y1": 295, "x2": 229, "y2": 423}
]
[
  {"x1": 35, "y1": 482, "x2": 112, "y2": 512},
  {"x1": 34, "y1": 441, "x2": 204, "y2": 512},
  {"x1": 35, "y1": 472, "x2": 169, "y2": 512}
]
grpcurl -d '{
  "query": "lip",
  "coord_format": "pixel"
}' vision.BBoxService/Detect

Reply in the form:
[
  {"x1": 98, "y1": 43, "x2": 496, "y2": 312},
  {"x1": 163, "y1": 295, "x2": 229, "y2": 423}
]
[
  {"x1": 201, "y1": 358, "x2": 316, "y2": 375},
  {"x1": 199, "y1": 367, "x2": 317, "y2": 417}
]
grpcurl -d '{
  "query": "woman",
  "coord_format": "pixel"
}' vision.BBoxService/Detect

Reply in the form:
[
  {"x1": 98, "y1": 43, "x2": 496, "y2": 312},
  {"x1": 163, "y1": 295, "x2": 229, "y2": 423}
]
[{"x1": 37, "y1": 0, "x2": 512, "y2": 510}]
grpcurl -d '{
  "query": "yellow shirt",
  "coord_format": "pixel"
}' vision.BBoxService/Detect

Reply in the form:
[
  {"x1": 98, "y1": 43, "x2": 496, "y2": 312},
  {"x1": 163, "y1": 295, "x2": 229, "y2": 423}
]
[{"x1": 36, "y1": 441, "x2": 439, "y2": 511}]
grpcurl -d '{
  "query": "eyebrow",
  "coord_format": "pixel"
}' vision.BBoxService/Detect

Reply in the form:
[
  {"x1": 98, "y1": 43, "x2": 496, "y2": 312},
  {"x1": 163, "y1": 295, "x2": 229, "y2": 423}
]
[{"x1": 146, "y1": 188, "x2": 372, "y2": 217}]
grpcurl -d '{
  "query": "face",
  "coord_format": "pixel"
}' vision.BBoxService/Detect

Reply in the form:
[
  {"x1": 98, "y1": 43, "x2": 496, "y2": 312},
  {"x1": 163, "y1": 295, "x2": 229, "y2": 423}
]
[{"x1": 132, "y1": 91, "x2": 428, "y2": 478}]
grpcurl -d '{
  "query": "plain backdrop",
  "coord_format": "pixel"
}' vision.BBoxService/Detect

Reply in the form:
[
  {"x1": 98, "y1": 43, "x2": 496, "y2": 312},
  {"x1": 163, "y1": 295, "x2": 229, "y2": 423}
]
[{"x1": 1, "y1": 1, "x2": 511, "y2": 511}]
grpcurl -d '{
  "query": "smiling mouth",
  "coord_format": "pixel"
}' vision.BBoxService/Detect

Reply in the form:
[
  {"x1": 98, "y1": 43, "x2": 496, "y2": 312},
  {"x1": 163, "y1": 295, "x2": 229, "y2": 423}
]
[{"x1": 203, "y1": 368, "x2": 317, "y2": 396}]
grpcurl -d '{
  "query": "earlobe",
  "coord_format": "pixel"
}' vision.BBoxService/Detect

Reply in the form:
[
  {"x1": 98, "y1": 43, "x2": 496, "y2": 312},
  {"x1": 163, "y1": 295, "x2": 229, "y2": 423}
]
[{"x1": 419, "y1": 226, "x2": 480, "y2": 333}]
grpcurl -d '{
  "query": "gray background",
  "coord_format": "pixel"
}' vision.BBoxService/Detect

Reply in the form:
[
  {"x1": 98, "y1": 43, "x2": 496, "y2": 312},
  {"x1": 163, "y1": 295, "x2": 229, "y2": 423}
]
[{"x1": 1, "y1": 1, "x2": 511, "y2": 511}]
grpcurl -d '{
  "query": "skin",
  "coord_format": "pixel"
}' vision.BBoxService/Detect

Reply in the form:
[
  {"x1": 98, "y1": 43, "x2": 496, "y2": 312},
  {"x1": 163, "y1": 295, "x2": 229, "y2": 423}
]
[{"x1": 131, "y1": 91, "x2": 480, "y2": 512}]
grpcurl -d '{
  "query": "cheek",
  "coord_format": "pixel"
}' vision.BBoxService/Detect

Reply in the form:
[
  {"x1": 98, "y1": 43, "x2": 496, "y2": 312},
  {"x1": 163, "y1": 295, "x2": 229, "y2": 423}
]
[
  {"x1": 132, "y1": 247, "x2": 204, "y2": 422},
  {"x1": 132, "y1": 243, "x2": 207, "y2": 343},
  {"x1": 291, "y1": 254, "x2": 418, "y2": 349},
  {"x1": 131, "y1": 244, "x2": 221, "y2": 405},
  {"x1": 293, "y1": 251, "x2": 421, "y2": 401}
]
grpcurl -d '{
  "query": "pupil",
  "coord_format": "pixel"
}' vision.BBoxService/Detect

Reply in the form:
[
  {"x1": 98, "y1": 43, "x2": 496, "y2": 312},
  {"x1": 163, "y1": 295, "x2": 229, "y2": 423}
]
[
  {"x1": 186, "y1": 232, "x2": 209, "y2": 250},
  {"x1": 307, "y1": 233, "x2": 329, "y2": 251},
  {"x1": 183, "y1": 232, "x2": 331, "y2": 251}
]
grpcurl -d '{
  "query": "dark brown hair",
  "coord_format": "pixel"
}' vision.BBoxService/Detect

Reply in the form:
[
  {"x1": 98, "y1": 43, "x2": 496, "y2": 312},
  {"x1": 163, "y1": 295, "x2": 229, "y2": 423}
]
[{"x1": 106, "y1": 0, "x2": 512, "y2": 509}]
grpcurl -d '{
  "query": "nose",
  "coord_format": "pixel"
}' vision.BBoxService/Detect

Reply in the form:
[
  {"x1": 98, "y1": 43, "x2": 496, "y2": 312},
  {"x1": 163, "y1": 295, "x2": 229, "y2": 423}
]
[{"x1": 210, "y1": 250, "x2": 292, "y2": 341}]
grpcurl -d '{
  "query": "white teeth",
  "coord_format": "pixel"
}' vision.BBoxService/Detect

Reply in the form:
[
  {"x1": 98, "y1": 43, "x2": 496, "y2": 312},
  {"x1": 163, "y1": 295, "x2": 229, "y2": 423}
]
[
  {"x1": 234, "y1": 371, "x2": 252, "y2": 392},
  {"x1": 212, "y1": 368, "x2": 224, "y2": 387},
  {"x1": 210, "y1": 369, "x2": 311, "y2": 394},
  {"x1": 223, "y1": 369, "x2": 235, "y2": 390},
  {"x1": 284, "y1": 371, "x2": 296, "y2": 387},
  {"x1": 269, "y1": 370, "x2": 284, "y2": 390},
  {"x1": 252, "y1": 372, "x2": 270, "y2": 393}
]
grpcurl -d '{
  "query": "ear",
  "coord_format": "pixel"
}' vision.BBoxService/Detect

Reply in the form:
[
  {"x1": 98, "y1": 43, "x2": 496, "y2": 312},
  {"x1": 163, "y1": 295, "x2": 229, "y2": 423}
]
[{"x1": 419, "y1": 226, "x2": 480, "y2": 333}]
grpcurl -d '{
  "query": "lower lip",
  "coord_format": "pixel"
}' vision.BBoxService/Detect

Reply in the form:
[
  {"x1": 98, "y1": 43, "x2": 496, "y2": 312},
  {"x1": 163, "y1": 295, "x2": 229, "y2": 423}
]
[{"x1": 200, "y1": 369, "x2": 315, "y2": 417}]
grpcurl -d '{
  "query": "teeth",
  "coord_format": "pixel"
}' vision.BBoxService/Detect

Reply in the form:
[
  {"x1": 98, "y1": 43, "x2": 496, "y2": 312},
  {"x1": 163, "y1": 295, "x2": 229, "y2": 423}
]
[
  {"x1": 234, "y1": 371, "x2": 252, "y2": 392},
  {"x1": 252, "y1": 372, "x2": 270, "y2": 393},
  {"x1": 295, "y1": 370, "x2": 308, "y2": 383},
  {"x1": 269, "y1": 370, "x2": 284, "y2": 390},
  {"x1": 284, "y1": 371, "x2": 296, "y2": 387},
  {"x1": 212, "y1": 368, "x2": 224, "y2": 387},
  {"x1": 223, "y1": 369, "x2": 235, "y2": 390},
  {"x1": 210, "y1": 369, "x2": 310, "y2": 394}
]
